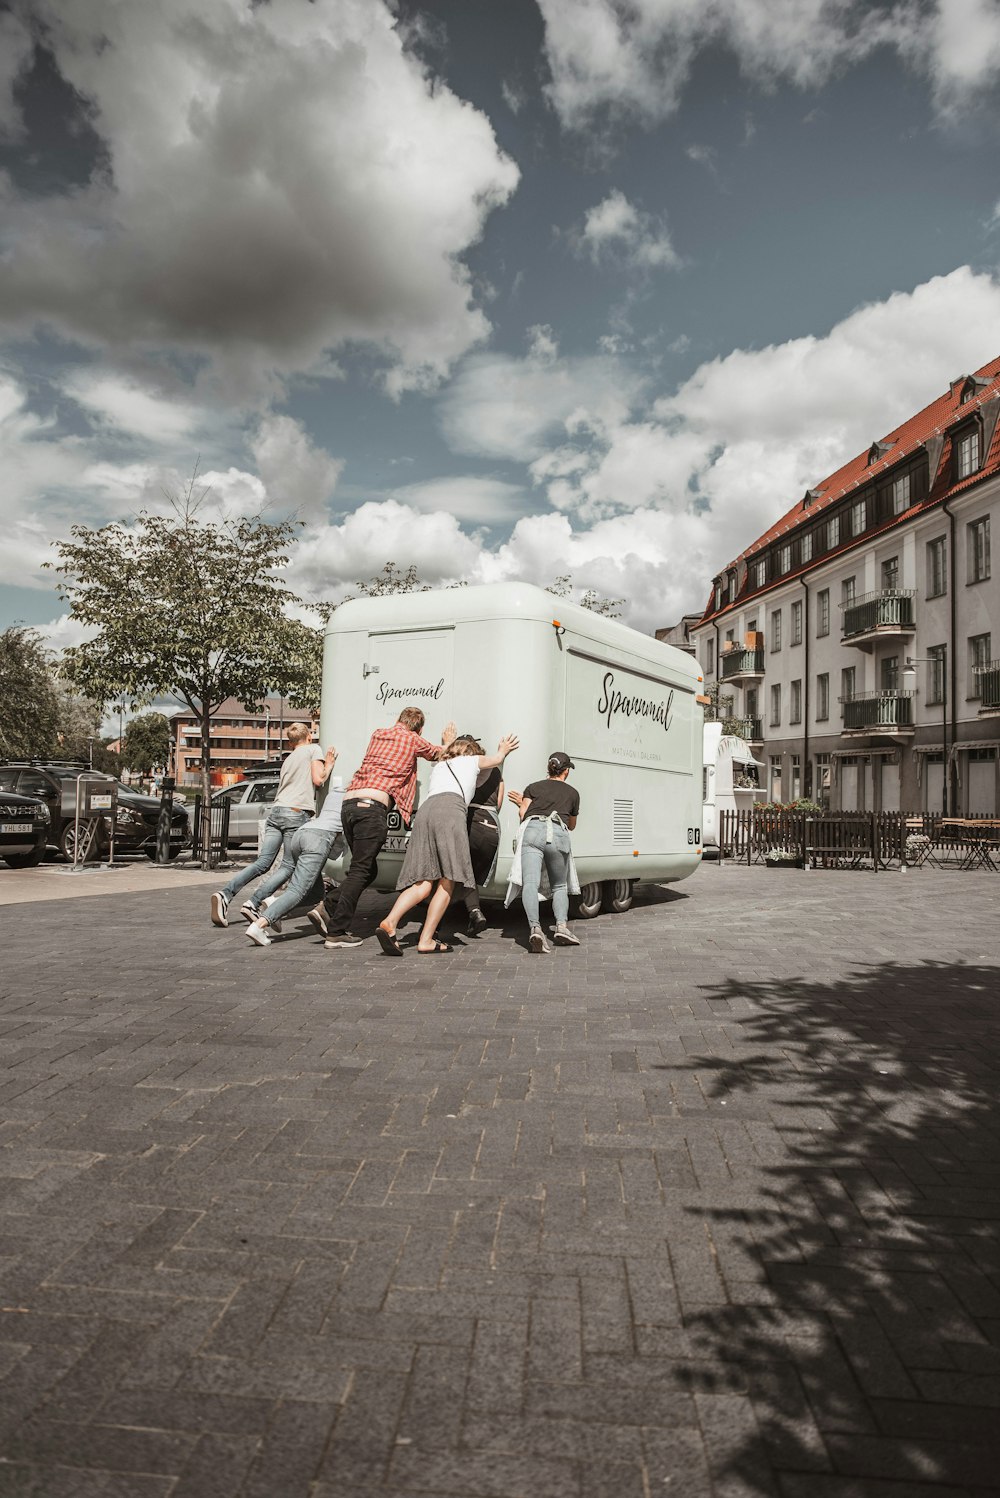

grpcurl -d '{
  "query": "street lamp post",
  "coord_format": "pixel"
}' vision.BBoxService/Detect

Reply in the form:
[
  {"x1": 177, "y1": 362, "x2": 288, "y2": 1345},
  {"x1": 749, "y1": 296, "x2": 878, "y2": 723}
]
[{"x1": 904, "y1": 650, "x2": 948, "y2": 816}]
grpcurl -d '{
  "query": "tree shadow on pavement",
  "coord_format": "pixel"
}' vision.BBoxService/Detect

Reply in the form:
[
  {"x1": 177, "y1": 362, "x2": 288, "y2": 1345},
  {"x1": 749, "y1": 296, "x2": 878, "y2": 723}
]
[{"x1": 669, "y1": 959, "x2": 1000, "y2": 1495}]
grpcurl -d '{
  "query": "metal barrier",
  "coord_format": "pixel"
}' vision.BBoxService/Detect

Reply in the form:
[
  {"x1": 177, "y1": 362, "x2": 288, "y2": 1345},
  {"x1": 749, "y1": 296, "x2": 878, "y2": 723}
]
[{"x1": 191, "y1": 795, "x2": 231, "y2": 866}]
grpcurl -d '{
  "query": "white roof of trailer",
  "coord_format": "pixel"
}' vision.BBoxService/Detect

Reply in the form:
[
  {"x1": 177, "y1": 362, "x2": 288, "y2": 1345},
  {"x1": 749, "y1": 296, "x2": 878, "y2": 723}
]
[{"x1": 324, "y1": 582, "x2": 701, "y2": 683}]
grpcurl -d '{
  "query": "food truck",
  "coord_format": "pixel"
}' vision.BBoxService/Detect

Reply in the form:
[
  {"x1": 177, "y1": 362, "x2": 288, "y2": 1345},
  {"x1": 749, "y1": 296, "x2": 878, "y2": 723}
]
[
  {"x1": 701, "y1": 722, "x2": 763, "y2": 855},
  {"x1": 319, "y1": 582, "x2": 704, "y2": 917}
]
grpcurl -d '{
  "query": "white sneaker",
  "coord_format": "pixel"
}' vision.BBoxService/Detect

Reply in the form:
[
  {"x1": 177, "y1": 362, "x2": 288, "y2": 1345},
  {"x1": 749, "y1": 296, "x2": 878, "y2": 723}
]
[
  {"x1": 528, "y1": 926, "x2": 551, "y2": 954},
  {"x1": 210, "y1": 891, "x2": 229, "y2": 927},
  {"x1": 239, "y1": 900, "x2": 259, "y2": 923},
  {"x1": 261, "y1": 896, "x2": 282, "y2": 934},
  {"x1": 552, "y1": 924, "x2": 580, "y2": 946},
  {"x1": 246, "y1": 920, "x2": 271, "y2": 947},
  {"x1": 307, "y1": 902, "x2": 329, "y2": 936}
]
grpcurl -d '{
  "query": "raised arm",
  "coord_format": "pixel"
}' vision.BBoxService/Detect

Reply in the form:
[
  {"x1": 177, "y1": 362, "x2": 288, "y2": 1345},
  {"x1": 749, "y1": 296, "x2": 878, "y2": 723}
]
[
  {"x1": 430, "y1": 720, "x2": 458, "y2": 759},
  {"x1": 478, "y1": 733, "x2": 519, "y2": 772},
  {"x1": 311, "y1": 746, "x2": 338, "y2": 786}
]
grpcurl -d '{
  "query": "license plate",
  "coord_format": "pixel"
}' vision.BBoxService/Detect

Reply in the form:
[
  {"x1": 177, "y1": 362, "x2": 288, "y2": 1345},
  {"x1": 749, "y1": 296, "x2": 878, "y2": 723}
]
[
  {"x1": 0, "y1": 823, "x2": 33, "y2": 834},
  {"x1": 383, "y1": 834, "x2": 408, "y2": 853}
]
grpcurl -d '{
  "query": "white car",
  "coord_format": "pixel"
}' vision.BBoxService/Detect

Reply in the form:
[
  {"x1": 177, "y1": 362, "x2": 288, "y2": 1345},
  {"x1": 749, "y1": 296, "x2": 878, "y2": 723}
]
[{"x1": 211, "y1": 775, "x2": 278, "y2": 847}]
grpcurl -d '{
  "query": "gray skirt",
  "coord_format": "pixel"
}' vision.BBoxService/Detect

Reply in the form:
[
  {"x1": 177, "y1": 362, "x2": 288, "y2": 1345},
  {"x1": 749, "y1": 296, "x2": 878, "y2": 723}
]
[{"x1": 396, "y1": 792, "x2": 475, "y2": 889}]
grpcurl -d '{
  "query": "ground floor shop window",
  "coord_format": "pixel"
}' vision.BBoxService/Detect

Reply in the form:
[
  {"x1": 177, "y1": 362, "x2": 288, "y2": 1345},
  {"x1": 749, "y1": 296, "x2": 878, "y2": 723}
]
[
  {"x1": 967, "y1": 747, "x2": 997, "y2": 815},
  {"x1": 769, "y1": 755, "x2": 782, "y2": 803}
]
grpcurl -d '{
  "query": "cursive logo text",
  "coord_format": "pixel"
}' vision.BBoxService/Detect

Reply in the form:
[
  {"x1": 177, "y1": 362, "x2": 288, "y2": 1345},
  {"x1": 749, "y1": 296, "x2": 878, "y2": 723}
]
[{"x1": 597, "y1": 671, "x2": 674, "y2": 734}]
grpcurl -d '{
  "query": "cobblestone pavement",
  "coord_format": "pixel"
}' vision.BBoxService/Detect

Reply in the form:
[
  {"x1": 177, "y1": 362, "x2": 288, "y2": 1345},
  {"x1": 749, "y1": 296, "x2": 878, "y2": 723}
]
[{"x1": 1, "y1": 863, "x2": 999, "y2": 1497}]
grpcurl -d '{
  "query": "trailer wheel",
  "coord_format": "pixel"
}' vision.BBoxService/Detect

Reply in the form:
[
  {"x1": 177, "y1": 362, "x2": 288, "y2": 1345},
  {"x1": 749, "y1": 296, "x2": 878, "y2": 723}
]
[
  {"x1": 603, "y1": 879, "x2": 634, "y2": 913},
  {"x1": 572, "y1": 882, "x2": 603, "y2": 919}
]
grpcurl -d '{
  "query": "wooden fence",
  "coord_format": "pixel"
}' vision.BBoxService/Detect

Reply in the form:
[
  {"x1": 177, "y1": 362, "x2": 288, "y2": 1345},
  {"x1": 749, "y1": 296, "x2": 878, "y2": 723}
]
[{"x1": 717, "y1": 809, "x2": 999, "y2": 871}]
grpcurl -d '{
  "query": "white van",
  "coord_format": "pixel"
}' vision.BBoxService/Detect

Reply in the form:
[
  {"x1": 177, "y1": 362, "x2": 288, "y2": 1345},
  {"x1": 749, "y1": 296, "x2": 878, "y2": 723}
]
[
  {"x1": 702, "y1": 722, "x2": 763, "y2": 854},
  {"x1": 319, "y1": 582, "x2": 704, "y2": 918}
]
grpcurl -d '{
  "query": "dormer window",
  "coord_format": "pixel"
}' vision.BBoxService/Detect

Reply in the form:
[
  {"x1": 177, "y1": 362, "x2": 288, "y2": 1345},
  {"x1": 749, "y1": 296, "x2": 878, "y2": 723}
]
[
  {"x1": 802, "y1": 487, "x2": 824, "y2": 508},
  {"x1": 891, "y1": 472, "x2": 911, "y2": 515},
  {"x1": 851, "y1": 498, "x2": 867, "y2": 537},
  {"x1": 868, "y1": 440, "x2": 894, "y2": 466},
  {"x1": 800, "y1": 530, "x2": 813, "y2": 563},
  {"x1": 778, "y1": 543, "x2": 791, "y2": 575},
  {"x1": 957, "y1": 375, "x2": 989, "y2": 405},
  {"x1": 754, "y1": 559, "x2": 766, "y2": 589},
  {"x1": 955, "y1": 426, "x2": 981, "y2": 480},
  {"x1": 827, "y1": 513, "x2": 841, "y2": 549},
  {"x1": 714, "y1": 581, "x2": 723, "y2": 611}
]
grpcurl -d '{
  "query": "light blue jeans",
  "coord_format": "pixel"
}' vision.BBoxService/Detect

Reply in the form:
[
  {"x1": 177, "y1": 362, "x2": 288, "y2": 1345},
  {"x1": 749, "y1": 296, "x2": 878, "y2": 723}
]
[
  {"x1": 520, "y1": 818, "x2": 571, "y2": 927},
  {"x1": 220, "y1": 805, "x2": 310, "y2": 903},
  {"x1": 261, "y1": 825, "x2": 338, "y2": 924}
]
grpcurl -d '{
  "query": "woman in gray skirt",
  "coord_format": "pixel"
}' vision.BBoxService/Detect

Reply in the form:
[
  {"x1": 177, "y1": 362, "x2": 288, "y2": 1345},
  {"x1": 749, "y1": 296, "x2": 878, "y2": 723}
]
[{"x1": 375, "y1": 732, "x2": 519, "y2": 955}]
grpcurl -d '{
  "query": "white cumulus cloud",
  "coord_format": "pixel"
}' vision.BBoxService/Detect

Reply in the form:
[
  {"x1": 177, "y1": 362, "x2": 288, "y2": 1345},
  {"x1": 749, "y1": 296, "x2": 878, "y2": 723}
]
[{"x1": 575, "y1": 189, "x2": 680, "y2": 270}]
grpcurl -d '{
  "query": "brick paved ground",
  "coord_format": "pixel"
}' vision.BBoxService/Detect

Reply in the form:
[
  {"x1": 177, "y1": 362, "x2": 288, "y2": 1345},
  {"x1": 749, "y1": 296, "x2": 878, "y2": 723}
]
[{"x1": 1, "y1": 862, "x2": 999, "y2": 1497}]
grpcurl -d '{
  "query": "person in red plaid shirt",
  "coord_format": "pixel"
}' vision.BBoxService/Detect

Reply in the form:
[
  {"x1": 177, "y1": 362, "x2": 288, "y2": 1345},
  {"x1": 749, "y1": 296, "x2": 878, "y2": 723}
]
[{"x1": 323, "y1": 707, "x2": 456, "y2": 948}]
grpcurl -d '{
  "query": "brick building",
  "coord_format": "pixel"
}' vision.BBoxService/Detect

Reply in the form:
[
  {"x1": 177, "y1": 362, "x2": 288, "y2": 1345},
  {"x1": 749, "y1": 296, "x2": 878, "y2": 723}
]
[
  {"x1": 169, "y1": 698, "x2": 312, "y2": 786},
  {"x1": 687, "y1": 359, "x2": 1000, "y2": 815}
]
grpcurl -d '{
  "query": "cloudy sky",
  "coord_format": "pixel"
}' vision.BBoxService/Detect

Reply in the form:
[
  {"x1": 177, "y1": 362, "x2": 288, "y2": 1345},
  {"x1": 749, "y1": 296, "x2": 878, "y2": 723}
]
[{"x1": 3, "y1": 0, "x2": 1000, "y2": 642}]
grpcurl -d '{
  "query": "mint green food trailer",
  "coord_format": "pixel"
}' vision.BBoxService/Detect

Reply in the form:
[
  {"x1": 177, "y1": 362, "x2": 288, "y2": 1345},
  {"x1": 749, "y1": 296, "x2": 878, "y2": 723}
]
[{"x1": 319, "y1": 582, "x2": 704, "y2": 917}]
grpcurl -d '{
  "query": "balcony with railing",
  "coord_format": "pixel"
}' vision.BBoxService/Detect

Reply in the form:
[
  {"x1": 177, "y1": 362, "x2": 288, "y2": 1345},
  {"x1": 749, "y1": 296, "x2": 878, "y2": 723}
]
[
  {"x1": 721, "y1": 647, "x2": 765, "y2": 682},
  {"x1": 841, "y1": 589, "x2": 916, "y2": 647},
  {"x1": 841, "y1": 690, "x2": 915, "y2": 734},
  {"x1": 975, "y1": 661, "x2": 1000, "y2": 714}
]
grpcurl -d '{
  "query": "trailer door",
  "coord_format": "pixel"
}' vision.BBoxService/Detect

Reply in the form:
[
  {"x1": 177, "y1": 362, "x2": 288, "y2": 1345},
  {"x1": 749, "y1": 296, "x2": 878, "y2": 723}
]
[{"x1": 365, "y1": 628, "x2": 456, "y2": 736}]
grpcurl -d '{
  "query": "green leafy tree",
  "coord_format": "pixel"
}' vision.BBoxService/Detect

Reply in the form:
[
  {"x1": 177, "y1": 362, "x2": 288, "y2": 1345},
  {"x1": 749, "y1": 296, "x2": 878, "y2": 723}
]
[
  {"x1": 122, "y1": 711, "x2": 171, "y2": 777},
  {"x1": 50, "y1": 476, "x2": 311, "y2": 861},
  {"x1": 0, "y1": 626, "x2": 62, "y2": 758}
]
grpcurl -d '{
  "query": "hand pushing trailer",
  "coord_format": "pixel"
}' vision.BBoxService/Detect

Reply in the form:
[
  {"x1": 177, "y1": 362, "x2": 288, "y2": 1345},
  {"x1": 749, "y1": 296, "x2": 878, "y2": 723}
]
[{"x1": 319, "y1": 582, "x2": 705, "y2": 917}]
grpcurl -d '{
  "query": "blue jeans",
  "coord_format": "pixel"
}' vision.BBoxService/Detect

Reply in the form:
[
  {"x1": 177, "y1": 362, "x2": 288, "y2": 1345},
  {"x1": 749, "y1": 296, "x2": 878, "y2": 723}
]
[
  {"x1": 262, "y1": 825, "x2": 338, "y2": 924},
  {"x1": 220, "y1": 806, "x2": 310, "y2": 902},
  {"x1": 520, "y1": 818, "x2": 571, "y2": 927}
]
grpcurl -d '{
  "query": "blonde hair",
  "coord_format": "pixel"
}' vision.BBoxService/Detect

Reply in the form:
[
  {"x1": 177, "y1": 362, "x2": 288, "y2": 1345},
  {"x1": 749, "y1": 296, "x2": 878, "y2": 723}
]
[
  {"x1": 286, "y1": 722, "x2": 311, "y2": 745},
  {"x1": 442, "y1": 738, "x2": 481, "y2": 760},
  {"x1": 398, "y1": 707, "x2": 426, "y2": 733}
]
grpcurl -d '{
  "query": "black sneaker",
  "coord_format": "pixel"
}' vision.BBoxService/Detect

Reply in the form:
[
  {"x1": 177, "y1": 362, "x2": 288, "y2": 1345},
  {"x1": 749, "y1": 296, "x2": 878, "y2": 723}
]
[
  {"x1": 466, "y1": 909, "x2": 488, "y2": 938},
  {"x1": 210, "y1": 891, "x2": 230, "y2": 927},
  {"x1": 324, "y1": 932, "x2": 364, "y2": 949}
]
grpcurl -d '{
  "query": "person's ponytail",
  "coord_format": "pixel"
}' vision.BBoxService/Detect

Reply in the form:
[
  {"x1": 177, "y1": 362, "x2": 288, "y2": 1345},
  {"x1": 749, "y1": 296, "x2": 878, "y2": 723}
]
[{"x1": 547, "y1": 756, "x2": 563, "y2": 777}]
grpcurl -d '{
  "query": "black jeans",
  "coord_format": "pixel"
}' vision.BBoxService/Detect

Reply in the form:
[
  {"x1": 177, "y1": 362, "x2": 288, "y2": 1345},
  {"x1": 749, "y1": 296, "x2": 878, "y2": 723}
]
[{"x1": 325, "y1": 799, "x2": 389, "y2": 934}]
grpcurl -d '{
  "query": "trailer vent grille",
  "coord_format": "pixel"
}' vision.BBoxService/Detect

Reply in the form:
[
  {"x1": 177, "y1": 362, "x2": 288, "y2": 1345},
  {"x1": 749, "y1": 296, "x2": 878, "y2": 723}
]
[{"x1": 612, "y1": 799, "x2": 634, "y2": 843}]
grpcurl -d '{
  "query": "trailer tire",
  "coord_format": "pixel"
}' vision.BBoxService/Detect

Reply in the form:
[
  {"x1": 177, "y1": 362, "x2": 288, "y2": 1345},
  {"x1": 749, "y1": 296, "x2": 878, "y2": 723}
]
[
  {"x1": 603, "y1": 879, "x2": 634, "y2": 913},
  {"x1": 572, "y1": 882, "x2": 603, "y2": 919}
]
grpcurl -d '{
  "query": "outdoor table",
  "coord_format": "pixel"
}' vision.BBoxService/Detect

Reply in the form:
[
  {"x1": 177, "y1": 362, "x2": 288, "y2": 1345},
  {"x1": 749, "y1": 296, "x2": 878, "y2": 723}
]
[{"x1": 941, "y1": 819, "x2": 1000, "y2": 871}]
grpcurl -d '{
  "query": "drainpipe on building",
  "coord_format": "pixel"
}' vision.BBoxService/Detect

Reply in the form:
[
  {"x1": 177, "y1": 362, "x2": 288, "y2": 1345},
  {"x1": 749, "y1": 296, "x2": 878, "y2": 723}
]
[
  {"x1": 942, "y1": 496, "x2": 957, "y2": 816},
  {"x1": 802, "y1": 577, "x2": 810, "y2": 801},
  {"x1": 714, "y1": 623, "x2": 721, "y2": 707}
]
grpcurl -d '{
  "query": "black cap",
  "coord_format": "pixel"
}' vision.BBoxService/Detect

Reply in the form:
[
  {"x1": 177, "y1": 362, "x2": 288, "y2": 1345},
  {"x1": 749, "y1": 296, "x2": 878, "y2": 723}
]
[{"x1": 549, "y1": 751, "x2": 575, "y2": 771}]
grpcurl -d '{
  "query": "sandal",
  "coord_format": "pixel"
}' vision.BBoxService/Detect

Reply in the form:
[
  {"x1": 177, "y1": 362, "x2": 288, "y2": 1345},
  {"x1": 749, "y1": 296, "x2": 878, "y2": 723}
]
[
  {"x1": 375, "y1": 924, "x2": 403, "y2": 956},
  {"x1": 417, "y1": 941, "x2": 453, "y2": 955}
]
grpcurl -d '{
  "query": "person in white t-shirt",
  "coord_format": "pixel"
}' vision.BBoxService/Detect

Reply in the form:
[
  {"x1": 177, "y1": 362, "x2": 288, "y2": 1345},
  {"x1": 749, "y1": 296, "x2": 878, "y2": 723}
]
[
  {"x1": 375, "y1": 733, "x2": 518, "y2": 956},
  {"x1": 210, "y1": 723, "x2": 336, "y2": 927}
]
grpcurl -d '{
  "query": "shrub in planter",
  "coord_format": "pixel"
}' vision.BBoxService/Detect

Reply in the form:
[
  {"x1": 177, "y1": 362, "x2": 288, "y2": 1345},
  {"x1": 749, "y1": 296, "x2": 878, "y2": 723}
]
[{"x1": 764, "y1": 847, "x2": 803, "y2": 867}]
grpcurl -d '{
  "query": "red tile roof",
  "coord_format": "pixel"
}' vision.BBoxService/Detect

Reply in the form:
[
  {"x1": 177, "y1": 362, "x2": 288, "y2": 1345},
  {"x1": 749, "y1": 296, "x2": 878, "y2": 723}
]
[{"x1": 699, "y1": 354, "x2": 1000, "y2": 625}]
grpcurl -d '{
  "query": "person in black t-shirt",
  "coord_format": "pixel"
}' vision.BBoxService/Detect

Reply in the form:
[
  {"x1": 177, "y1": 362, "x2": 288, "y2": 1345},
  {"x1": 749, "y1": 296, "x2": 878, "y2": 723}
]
[
  {"x1": 509, "y1": 751, "x2": 581, "y2": 953},
  {"x1": 458, "y1": 747, "x2": 504, "y2": 937}
]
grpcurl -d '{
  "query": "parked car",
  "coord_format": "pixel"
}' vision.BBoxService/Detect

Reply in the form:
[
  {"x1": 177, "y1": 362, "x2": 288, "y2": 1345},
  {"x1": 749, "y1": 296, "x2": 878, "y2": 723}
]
[
  {"x1": 0, "y1": 788, "x2": 50, "y2": 868},
  {"x1": 210, "y1": 773, "x2": 279, "y2": 847},
  {"x1": 0, "y1": 761, "x2": 190, "y2": 861}
]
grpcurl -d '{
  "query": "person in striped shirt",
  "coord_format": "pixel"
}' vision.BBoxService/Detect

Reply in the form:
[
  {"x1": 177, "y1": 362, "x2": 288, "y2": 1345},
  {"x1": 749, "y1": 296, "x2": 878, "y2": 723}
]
[{"x1": 323, "y1": 707, "x2": 456, "y2": 948}]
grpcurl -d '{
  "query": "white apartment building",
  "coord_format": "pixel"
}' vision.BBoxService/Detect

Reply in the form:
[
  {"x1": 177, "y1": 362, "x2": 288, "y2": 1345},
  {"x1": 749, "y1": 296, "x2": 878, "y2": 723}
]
[{"x1": 688, "y1": 361, "x2": 1000, "y2": 815}]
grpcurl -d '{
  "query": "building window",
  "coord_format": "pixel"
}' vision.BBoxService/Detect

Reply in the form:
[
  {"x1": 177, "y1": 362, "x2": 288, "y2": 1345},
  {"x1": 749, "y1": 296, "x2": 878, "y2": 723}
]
[
  {"x1": 968, "y1": 516, "x2": 991, "y2": 583},
  {"x1": 817, "y1": 589, "x2": 830, "y2": 637},
  {"x1": 728, "y1": 572, "x2": 738, "y2": 603},
  {"x1": 770, "y1": 609, "x2": 782, "y2": 651},
  {"x1": 790, "y1": 756, "x2": 802, "y2": 801},
  {"x1": 815, "y1": 754, "x2": 832, "y2": 809},
  {"x1": 851, "y1": 499, "x2": 867, "y2": 537},
  {"x1": 778, "y1": 544, "x2": 791, "y2": 575},
  {"x1": 746, "y1": 687, "x2": 758, "y2": 720},
  {"x1": 790, "y1": 679, "x2": 802, "y2": 724},
  {"x1": 791, "y1": 600, "x2": 803, "y2": 646},
  {"x1": 816, "y1": 673, "x2": 830, "y2": 721},
  {"x1": 926, "y1": 536, "x2": 947, "y2": 598},
  {"x1": 770, "y1": 683, "x2": 781, "y2": 727},
  {"x1": 704, "y1": 640, "x2": 715, "y2": 675},
  {"x1": 970, "y1": 633, "x2": 992, "y2": 697},
  {"x1": 927, "y1": 644, "x2": 945, "y2": 705},
  {"x1": 800, "y1": 531, "x2": 813, "y2": 563},
  {"x1": 842, "y1": 576, "x2": 856, "y2": 608},
  {"x1": 714, "y1": 582, "x2": 723, "y2": 611},
  {"x1": 827, "y1": 513, "x2": 841, "y2": 549},
  {"x1": 881, "y1": 555, "x2": 899, "y2": 591},
  {"x1": 891, "y1": 472, "x2": 911, "y2": 515},
  {"x1": 754, "y1": 559, "x2": 766, "y2": 589},
  {"x1": 841, "y1": 665, "x2": 856, "y2": 710},
  {"x1": 725, "y1": 628, "x2": 735, "y2": 645},
  {"x1": 770, "y1": 756, "x2": 782, "y2": 801},
  {"x1": 955, "y1": 427, "x2": 980, "y2": 480},
  {"x1": 881, "y1": 655, "x2": 899, "y2": 693}
]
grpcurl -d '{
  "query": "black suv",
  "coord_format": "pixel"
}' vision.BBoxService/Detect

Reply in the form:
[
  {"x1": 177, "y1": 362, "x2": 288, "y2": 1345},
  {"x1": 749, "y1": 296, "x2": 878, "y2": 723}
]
[
  {"x1": 0, "y1": 762, "x2": 190, "y2": 861},
  {"x1": 0, "y1": 788, "x2": 50, "y2": 868}
]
